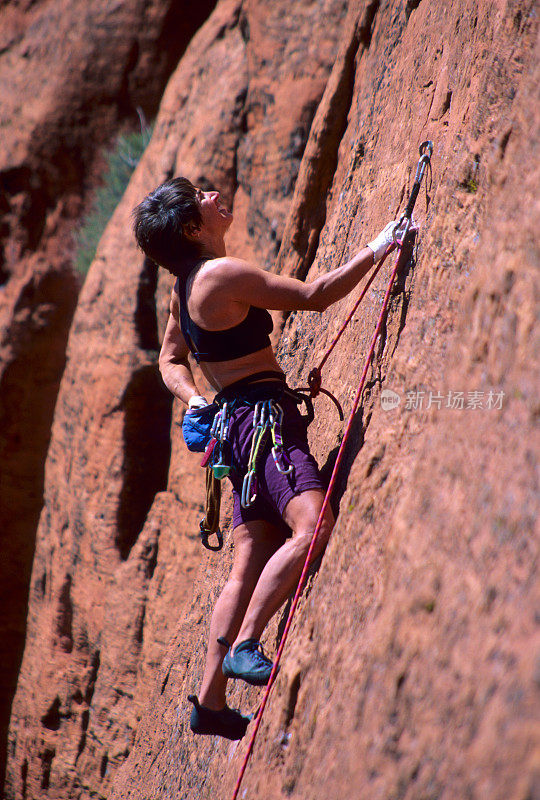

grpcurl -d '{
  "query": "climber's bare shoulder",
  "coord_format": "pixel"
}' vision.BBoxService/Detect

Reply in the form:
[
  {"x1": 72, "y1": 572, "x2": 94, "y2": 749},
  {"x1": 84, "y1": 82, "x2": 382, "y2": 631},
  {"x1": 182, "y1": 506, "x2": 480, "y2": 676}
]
[{"x1": 206, "y1": 256, "x2": 316, "y2": 312}]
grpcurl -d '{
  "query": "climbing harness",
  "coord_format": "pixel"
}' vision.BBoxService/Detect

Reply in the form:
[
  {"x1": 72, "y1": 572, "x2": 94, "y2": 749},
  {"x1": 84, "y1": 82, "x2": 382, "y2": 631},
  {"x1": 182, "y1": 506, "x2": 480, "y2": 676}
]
[
  {"x1": 230, "y1": 141, "x2": 434, "y2": 800},
  {"x1": 196, "y1": 372, "x2": 312, "y2": 550}
]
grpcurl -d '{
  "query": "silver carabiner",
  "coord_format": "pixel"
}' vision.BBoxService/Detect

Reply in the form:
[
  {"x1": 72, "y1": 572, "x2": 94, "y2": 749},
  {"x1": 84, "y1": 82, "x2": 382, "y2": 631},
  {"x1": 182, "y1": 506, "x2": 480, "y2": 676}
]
[
  {"x1": 241, "y1": 470, "x2": 257, "y2": 508},
  {"x1": 211, "y1": 409, "x2": 221, "y2": 438},
  {"x1": 272, "y1": 446, "x2": 294, "y2": 475},
  {"x1": 394, "y1": 140, "x2": 433, "y2": 247},
  {"x1": 419, "y1": 140, "x2": 433, "y2": 159},
  {"x1": 412, "y1": 142, "x2": 433, "y2": 198},
  {"x1": 219, "y1": 402, "x2": 228, "y2": 441},
  {"x1": 221, "y1": 417, "x2": 230, "y2": 442},
  {"x1": 393, "y1": 215, "x2": 411, "y2": 248},
  {"x1": 253, "y1": 401, "x2": 266, "y2": 428},
  {"x1": 269, "y1": 399, "x2": 283, "y2": 425},
  {"x1": 413, "y1": 153, "x2": 431, "y2": 185}
]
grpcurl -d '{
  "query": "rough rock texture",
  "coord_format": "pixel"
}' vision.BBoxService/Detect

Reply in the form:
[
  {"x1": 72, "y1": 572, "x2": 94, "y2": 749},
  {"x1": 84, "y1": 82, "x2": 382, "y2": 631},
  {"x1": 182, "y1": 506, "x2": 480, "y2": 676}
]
[
  {"x1": 5, "y1": 0, "x2": 539, "y2": 798},
  {"x1": 0, "y1": 0, "x2": 217, "y2": 792},
  {"x1": 5, "y1": 1, "x2": 349, "y2": 798},
  {"x1": 101, "y1": 1, "x2": 537, "y2": 799}
]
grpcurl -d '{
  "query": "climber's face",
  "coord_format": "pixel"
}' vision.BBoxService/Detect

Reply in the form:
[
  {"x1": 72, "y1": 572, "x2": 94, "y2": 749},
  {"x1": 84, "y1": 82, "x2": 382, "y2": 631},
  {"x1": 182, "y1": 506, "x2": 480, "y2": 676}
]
[{"x1": 195, "y1": 188, "x2": 233, "y2": 234}]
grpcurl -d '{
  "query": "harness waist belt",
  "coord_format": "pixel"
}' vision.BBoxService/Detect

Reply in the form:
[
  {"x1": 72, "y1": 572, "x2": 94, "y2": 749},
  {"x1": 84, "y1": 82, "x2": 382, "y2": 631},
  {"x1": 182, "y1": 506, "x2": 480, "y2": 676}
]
[{"x1": 214, "y1": 371, "x2": 285, "y2": 403}]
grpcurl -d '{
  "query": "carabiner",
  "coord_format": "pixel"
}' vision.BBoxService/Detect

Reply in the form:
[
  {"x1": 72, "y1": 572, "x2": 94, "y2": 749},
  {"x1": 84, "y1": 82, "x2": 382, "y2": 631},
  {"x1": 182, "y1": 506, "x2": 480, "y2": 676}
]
[
  {"x1": 419, "y1": 140, "x2": 433, "y2": 159},
  {"x1": 253, "y1": 400, "x2": 268, "y2": 428},
  {"x1": 269, "y1": 399, "x2": 283, "y2": 424},
  {"x1": 200, "y1": 436, "x2": 217, "y2": 468},
  {"x1": 241, "y1": 469, "x2": 257, "y2": 508},
  {"x1": 272, "y1": 446, "x2": 294, "y2": 475},
  {"x1": 268, "y1": 403, "x2": 282, "y2": 447},
  {"x1": 211, "y1": 409, "x2": 222, "y2": 439},
  {"x1": 199, "y1": 520, "x2": 224, "y2": 551},
  {"x1": 211, "y1": 402, "x2": 228, "y2": 444},
  {"x1": 413, "y1": 154, "x2": 430, "y2": 185},
  {"x1": 393, "y1": 215, "x2": 412, "y2": 248}
]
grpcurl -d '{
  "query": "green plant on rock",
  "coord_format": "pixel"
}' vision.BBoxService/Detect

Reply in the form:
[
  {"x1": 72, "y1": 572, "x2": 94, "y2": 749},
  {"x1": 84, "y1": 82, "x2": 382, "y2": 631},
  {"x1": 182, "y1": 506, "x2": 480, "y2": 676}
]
[
  {"x1": 74, "y1": 120, "x2": 152, "y2": 275},
  {"x1": 464, "y1": 176, "x2": 478, "y2": 194}
]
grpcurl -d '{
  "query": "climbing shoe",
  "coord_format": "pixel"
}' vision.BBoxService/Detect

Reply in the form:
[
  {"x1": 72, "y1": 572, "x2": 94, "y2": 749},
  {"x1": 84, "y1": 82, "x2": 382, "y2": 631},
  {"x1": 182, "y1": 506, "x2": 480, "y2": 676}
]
[
  {"x1": 220, "y1": 638, "x2": 276, "y2": 686},
  {"x1": 187, "y1": 695, "x2": 250, "y2": 740}
]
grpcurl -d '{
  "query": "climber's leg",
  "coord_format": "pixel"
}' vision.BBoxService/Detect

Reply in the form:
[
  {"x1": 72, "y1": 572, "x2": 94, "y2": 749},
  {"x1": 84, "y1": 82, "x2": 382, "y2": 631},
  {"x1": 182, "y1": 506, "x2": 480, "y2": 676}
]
[
  {"x1": 196, "y1": 519, "x2": 287, "y2": 711},
  {"x1": 222, "y1": 490, "x2": 334, "y2": 683}
]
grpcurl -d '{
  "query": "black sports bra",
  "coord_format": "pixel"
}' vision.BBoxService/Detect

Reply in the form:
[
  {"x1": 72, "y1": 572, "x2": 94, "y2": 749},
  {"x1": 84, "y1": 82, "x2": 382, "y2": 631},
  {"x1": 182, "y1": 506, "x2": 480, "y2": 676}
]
[{"x1": 175, "y1": 276, "x2": 273, "y2": 363}]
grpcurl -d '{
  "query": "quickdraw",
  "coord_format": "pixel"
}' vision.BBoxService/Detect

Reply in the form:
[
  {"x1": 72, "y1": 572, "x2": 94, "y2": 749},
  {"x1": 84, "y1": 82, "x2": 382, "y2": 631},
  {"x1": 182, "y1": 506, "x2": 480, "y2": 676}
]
[
  {"x1": 295, "y1": 140, "x2": 433, "y2": 425},
  {"x1": 269, "y1": 401, "x2": 294, "y2": 475},
  {"x1": 241, "y1": 398, "x2": 294, "y2": 508},
  {"x1": 240, "y1": 400, "x2": 269, "y2": 508},
  {"x1": 209, "y1": 403, "x2": 231, "y2": 480},
  {"x1": 395, "y1": 140, "x2": 433, "y2": 243},
  {"x1": 198, "y1": 467, "x2": 223, "y2": 552}
]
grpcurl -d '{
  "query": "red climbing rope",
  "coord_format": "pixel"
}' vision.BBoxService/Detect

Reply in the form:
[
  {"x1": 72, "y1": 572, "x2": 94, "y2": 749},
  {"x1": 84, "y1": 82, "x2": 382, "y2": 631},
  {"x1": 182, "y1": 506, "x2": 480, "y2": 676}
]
[{"x1": 231, "y1": 235, "x2": 412, "y2": 800}]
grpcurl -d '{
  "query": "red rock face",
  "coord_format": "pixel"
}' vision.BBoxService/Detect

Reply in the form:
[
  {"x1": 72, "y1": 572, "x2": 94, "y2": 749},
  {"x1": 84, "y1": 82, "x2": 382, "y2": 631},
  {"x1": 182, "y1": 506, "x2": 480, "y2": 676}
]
[
  {"x1": 0, "y1": 0, "x2": 217, "y2": 794},
  {"x1": 6, "y1": 0, "x2": 539, "y2": 799},
  {"x1": 107, "y1": 1, "x2": 536, "y2": 799}
]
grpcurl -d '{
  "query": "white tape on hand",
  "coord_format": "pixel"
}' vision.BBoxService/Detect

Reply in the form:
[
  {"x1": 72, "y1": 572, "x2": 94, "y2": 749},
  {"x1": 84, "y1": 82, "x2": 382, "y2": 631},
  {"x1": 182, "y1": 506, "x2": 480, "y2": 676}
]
[
  {"x1": 367, "y1": 220, "x2": 398, "y2": 262},
  {"x1": 187, "y1": 395, "x2": 209, "y2": 410}
]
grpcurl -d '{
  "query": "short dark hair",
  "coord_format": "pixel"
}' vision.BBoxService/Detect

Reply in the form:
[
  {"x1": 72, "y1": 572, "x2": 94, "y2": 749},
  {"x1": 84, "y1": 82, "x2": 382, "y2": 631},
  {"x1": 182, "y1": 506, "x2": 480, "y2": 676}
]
[{"x1": 132, "y1": 177, "x2": 202, "y2": 275}]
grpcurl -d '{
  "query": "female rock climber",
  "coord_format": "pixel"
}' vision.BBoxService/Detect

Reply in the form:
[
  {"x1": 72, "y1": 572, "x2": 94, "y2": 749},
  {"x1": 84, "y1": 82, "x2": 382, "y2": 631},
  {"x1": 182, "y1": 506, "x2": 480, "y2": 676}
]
[{"x1": 133, "y1": 177, "x2": 398, "y2": 740}]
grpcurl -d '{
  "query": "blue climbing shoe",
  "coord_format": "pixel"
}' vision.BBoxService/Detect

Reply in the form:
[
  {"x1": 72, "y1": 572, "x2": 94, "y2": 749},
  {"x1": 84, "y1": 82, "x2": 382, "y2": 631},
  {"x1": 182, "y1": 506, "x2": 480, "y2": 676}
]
[
  {"x1": 187, "y1": 695, "x2": 250, "y2": 740},
  {"x1": 219, "y1": 637, "x2": 276, "y2": 686}
]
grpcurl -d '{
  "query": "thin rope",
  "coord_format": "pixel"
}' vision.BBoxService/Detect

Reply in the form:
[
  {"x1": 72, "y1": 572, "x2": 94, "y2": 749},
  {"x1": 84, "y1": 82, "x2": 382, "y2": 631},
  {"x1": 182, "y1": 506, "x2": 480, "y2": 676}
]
[
  {"x1": 231, "y1": 239, "x2": 409, "y2": 800},
  {"x1": 317, "y1": 241, "x2": 396, "y2": 373}
]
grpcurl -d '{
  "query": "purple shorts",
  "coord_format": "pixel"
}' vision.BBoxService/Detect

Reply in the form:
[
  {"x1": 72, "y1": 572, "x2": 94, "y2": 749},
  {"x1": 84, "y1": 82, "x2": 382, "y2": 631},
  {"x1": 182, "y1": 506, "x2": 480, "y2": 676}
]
[{"x1": 224, "y1": 391, "x2": 324, "y2": 531}]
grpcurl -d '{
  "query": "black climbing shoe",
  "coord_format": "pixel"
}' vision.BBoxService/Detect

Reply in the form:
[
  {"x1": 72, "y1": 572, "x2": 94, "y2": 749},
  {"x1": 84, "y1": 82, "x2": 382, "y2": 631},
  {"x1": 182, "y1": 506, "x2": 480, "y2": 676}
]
[
  {"x1": 220, "y1": 638, "x2": 276, "y2": 686},
  {"x1": 187, "y1": 695, "x2": 250, "y2": 740}
]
